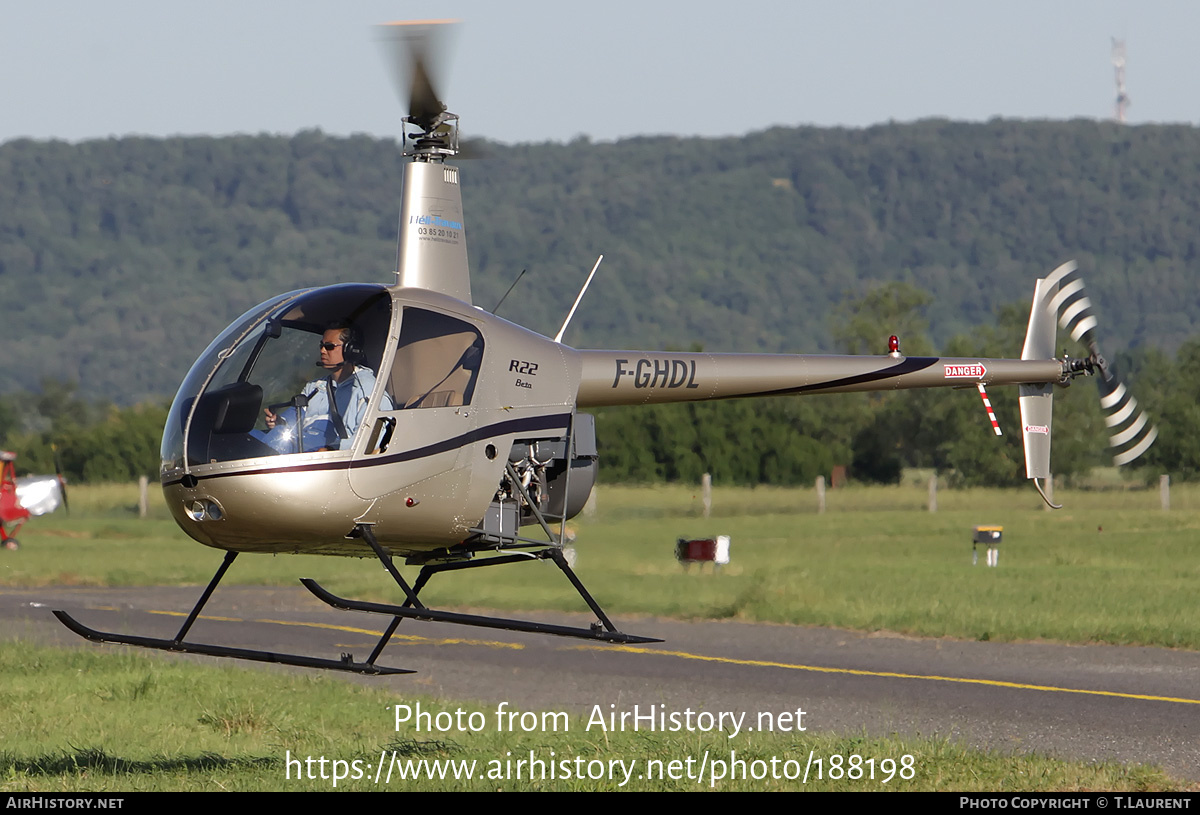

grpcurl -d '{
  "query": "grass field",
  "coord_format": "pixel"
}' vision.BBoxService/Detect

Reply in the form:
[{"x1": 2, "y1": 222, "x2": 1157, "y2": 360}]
[{"x1": 3, "y1": 479, "x2": 1198, "y2": 649}]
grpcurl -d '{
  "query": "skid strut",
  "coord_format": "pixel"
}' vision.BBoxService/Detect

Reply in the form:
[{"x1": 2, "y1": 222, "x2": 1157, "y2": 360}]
[
  {"x1": 301, "y1": 525, "x2": 661, "y2": 645},
  {"x1": 52, "y1": 551, "x2": 414, "y2": 675},
  {"x1": 53, "y1": 524, "x2": 659, "y2": 675}
]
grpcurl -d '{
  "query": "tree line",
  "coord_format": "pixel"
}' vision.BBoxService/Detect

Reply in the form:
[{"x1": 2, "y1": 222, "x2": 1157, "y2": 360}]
[
  {"x1": 3, "y1": 119, "x2": 1200, "y2": 403},
  {"x1": 1, "y1": 283, "x2": 1192, "y2": 488}
]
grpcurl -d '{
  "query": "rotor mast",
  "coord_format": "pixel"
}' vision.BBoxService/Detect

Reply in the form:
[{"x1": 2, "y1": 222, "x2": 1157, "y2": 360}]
[
  {"x1": 403, "y1": 113, "x2": 460, "y2": 163},
  {"x1": 383, "y1": 20, "x2": 473, "y2": 303}
]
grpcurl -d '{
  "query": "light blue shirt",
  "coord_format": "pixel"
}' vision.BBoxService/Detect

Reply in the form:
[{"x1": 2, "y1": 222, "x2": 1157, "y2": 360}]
[
  {"x1": 301, "y1": 367, "x2": 376, "y2": 440},
  {"x1": 256, "y1": 366, "x2": 392, "y2": 453}
]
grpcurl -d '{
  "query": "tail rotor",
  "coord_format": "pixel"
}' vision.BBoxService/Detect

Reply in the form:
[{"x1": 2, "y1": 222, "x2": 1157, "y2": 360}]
[{"x1": 1041, "y1": 261, "x2": 1158, "y2": 467}]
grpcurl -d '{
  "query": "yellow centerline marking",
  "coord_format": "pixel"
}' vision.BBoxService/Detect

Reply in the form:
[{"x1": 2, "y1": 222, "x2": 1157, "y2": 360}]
[
  {"x1": 573, "y1": 645, "x2": 1200, "y2": 707},
  {"x1": 144, "y1": 609, "x2": 523, "y2": 650},
  {"x1": 125, "y1": 608, "x2": 1200, "y2": 705}
]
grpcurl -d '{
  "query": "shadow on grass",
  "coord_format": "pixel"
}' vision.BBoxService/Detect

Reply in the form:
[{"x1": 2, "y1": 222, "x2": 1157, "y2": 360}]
[
  {"x1": 1, "y1": 740, "x2": 463, "y2": 777},
  {"x1": 707, "y1": 575, "x2": 768, "y2": 619},
  {"x1": 0, "y1": 748, "x2": 275, "y2": 776},
  {"x1": 385, "y1": 738, "x2": 463, "y2": 757}
]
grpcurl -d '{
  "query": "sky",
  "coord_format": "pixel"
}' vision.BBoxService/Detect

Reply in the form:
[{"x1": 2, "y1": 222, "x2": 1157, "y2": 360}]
[{"x1": 1, "y1": 1, "x2": 1193, "y2": 146}]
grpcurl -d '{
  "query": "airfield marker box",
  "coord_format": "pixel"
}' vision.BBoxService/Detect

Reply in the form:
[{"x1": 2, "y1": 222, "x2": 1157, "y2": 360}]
[
  {"x1": 972, "y1": 525, "x2": 1003, "y2": 567},
  {"x1": 676, "y1": 535, "x2": 731, "y2": 569}
]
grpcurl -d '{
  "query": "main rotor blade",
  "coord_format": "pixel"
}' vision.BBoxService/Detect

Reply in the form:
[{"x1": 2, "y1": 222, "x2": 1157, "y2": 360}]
[{"x1": 376, "y1": 19, "x2": 457, "y2": 130}]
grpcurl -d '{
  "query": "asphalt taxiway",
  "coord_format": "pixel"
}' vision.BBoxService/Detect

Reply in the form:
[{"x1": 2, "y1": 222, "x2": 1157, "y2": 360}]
[{"x1": 3, "y1": 584, "x2": 1198, "y2": 781}]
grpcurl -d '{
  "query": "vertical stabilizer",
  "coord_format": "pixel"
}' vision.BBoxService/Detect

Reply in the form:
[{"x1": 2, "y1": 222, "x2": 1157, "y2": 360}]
[{"x1": 396, "y1": 161, "x2": 472, "y2": 303}]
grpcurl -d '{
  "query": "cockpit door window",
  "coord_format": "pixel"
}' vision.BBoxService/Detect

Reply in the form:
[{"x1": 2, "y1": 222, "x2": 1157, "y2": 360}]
[{"x1": 389, "y1": 308, "x2": 483, "y2": 410}]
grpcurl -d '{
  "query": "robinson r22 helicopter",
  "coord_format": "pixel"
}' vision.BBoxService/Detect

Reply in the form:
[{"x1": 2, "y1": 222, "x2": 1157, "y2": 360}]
[{"x1": 54, "y1": 22, "x2": 1157, "y2": 675}]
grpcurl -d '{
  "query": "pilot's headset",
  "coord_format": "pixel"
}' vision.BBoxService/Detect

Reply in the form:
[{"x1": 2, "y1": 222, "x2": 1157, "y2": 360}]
[{"x1": 329, "y1": 321, "x2": 366, "y2": 366}]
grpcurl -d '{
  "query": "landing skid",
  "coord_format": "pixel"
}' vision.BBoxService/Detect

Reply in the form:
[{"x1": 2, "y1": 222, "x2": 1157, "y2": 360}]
[
  {"x1": 51, "y1": 551, "x2": 412, "y2": 675},
  {"x1": 52, "y1": 608, "x2": 412, "y2": 675},
  {"x1": 51, "y1": 525, "x2": 658, "y2": 675},
  {"x1": 302, "y1": 525, "x2": 661, "y2": 645}
]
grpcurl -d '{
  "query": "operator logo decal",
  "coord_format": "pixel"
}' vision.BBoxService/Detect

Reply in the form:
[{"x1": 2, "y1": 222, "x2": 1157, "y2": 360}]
[
  {"x1": 410, "y1": 212, "x2": 463, "y2": 245},
  {"x1": 410, "y1": 213, "x2": 464, "y2": 230}
]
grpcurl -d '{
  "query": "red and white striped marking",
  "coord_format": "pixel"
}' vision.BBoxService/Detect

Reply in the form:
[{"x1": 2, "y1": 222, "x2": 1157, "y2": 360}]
[{"x1": 977, "y1": 383, "x2": 1002, "y2": 436}]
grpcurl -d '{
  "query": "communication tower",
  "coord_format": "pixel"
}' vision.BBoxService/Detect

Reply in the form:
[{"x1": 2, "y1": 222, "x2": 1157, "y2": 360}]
[{"x1": 1112, "y1": 38, "x2": 1129, "y2": 123}]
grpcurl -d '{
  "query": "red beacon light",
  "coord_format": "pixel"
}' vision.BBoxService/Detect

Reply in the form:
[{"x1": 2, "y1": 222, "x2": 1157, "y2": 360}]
[{"x1": 888, "y1": 335, "x2": 901, "y2": 357}]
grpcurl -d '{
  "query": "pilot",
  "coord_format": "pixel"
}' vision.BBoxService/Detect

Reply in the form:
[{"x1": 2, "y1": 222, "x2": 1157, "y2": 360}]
[{"x1": 264, "y1": 321, "x2": 392, "y2": 451}]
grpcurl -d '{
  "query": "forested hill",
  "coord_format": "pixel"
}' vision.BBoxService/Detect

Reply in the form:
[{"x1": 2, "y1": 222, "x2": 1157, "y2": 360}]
[{"x1": 1, "y1": 119, "x2": 1197, "y2": 402}]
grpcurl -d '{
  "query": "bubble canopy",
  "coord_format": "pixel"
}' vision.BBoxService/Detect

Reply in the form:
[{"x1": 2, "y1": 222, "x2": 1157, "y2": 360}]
[{"x1": 161, "y1": 284, "x2": 393, "y2": 476}]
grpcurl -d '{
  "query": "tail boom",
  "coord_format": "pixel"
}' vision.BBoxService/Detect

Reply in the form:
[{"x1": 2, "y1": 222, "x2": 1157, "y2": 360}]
[{"x1": 575, "y1": 350, "x2": 1064, "y2": 408}]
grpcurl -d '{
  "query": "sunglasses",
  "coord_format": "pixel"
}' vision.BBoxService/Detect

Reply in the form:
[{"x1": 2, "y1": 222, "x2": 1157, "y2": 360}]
[{"x1": 319, "y1": 342, "x2": 344, "y2": 351}]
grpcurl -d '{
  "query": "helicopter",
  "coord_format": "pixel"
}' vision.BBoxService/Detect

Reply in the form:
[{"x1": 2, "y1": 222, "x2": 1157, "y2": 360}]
[{"x1": 54, "y1": 21, "x2": 1157, "y2": 676}]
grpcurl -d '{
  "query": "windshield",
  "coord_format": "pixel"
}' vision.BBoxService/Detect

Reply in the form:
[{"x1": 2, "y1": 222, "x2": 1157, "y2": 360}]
[{"x1": 161, "y1": 284, "x2": 393, "y2": 475}]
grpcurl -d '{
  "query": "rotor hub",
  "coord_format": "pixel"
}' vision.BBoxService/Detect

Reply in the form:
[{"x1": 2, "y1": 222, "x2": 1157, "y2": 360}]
[{"x1": 403, "y1": 113, "x2": 460, "y2": 161}]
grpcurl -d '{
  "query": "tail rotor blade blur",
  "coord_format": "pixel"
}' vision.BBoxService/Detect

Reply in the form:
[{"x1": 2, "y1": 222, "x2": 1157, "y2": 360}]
[
  {"x1": 1041, "y1": 261, "x2": 1157, "y2": 466},
  {"x1": 1098, "y1": 378, "x2": 1159, "y2": 466}
]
